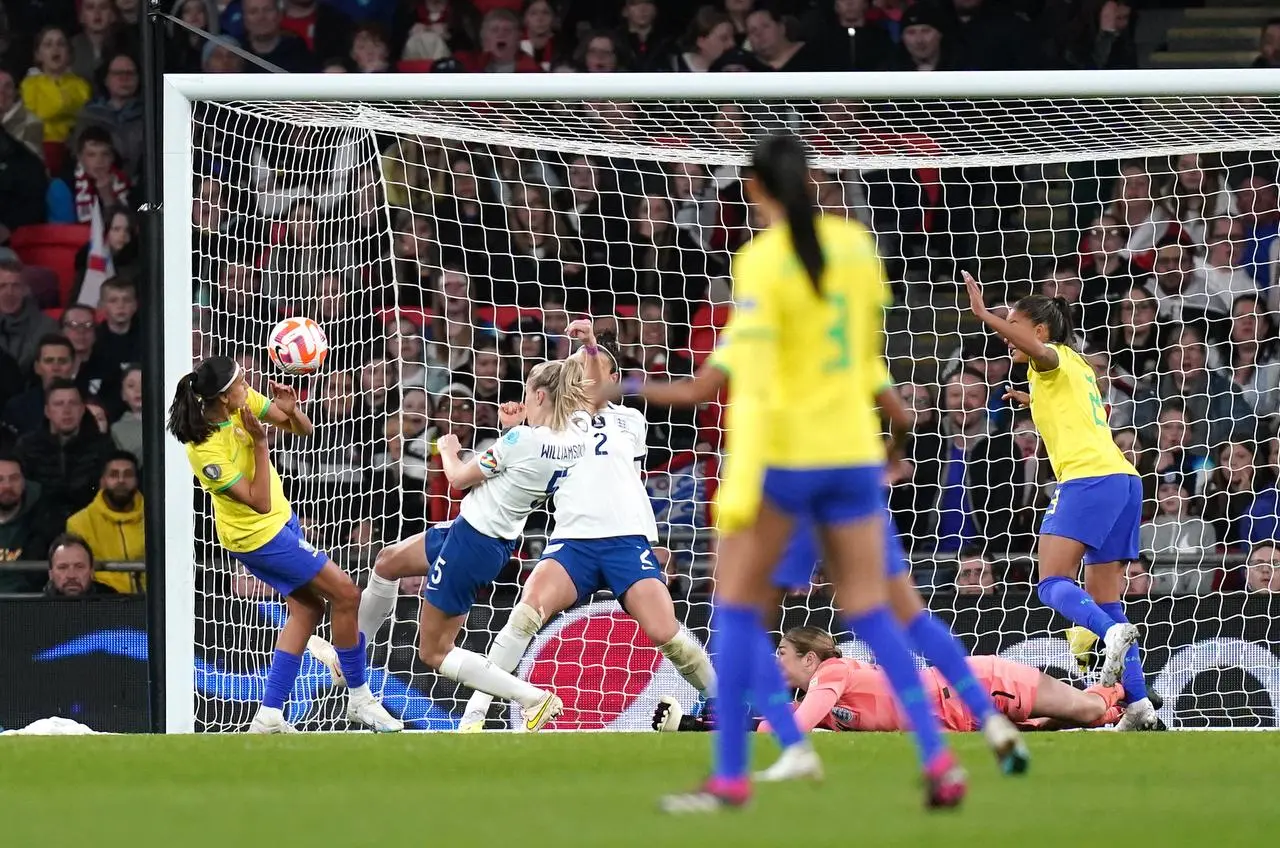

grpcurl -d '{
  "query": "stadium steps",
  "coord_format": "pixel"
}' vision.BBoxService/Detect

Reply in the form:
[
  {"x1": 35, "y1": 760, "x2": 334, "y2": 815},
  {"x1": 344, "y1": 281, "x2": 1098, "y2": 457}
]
[{"x1": 1147, "y1": 3, "x2": 1270, "y2": 68}]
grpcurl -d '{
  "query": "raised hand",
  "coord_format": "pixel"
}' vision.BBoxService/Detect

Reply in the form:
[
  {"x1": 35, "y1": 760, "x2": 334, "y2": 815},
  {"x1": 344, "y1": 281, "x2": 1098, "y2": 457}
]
[
  {"x1": 566, "y1": 318, "x2": 597, "y2": 347},
  {"x1": 498, "y1": 401, "x2": 526, "y2": 429},
  {"x1": 437, "y1": 432, "x2": 461, "y2": 457},
  {"x1": 268, "y1": 380, "x2": 298, "y2": 417},
  {"x1": 962, "y1": 272, "x2": 989, "y2": 318},
  {"x1": 241, "y1": 407, "x2": 267, "y2": 443},
  {"x1": 1003, "y1": 386, "x2": 1031, "y2": 408}
]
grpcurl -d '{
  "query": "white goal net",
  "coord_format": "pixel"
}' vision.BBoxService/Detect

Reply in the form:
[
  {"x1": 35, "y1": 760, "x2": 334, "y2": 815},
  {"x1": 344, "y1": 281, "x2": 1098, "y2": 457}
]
[{"x1": 170, "y1": 73, "x2": 1280, "y2": 732}]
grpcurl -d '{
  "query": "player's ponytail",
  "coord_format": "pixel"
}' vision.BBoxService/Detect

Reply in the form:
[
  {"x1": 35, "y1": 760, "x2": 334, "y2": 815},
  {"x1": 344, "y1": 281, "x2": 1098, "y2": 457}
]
[
  {"x1": 781, "y1": 626, "x2": 841, "y2": 663},
  {"x1": 750, "y1": 132, "x2": 825, "y2": 293},
  {"x1": 529, "y1": 357, "x2": 592, "y2": 431},
  {"x1": 1014, "y1": 294, "x2": 1075, "y2": 348},
  {"x1": 167, "y1": 356, "x2": 240, "y2": 445}
]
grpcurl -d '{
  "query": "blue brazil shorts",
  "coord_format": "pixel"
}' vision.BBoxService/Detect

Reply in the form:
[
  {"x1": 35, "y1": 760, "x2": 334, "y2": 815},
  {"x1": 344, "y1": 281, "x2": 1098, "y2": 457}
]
[
  {"x1": 543, "y1": 535, "x2": 661, "y2": 605},
  {"x1": 1040, "y1": 473, "x2": 1141, "y2": 565},
  {"x1": 422, "y1": 518, "x2": 519, "y2": 616},
  {"x1": 234, "y1": 514, "x2": 327, "y2": 596}
]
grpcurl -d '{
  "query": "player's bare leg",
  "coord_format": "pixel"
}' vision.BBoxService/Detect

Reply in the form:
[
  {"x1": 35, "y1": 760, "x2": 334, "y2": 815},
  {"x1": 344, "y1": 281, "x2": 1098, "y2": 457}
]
[
  {"x1": 1083, "y1": 561, "x2": 1154, "y2": 729},
  {"x1": 306, "y1": 562, "x2": 403, "y2": 732},
  {"x1": 457, "y1": 558, "x2": 575, "y2": 731},
  {"x1": 357, "y1": 532, "x2": 431, "y2": 646},
  {"x1": 623, "y1": 578, "x2": 717, "y2": 703},
  {"x1": 820, "y1": 518, "x2": 965, "y2": 809},
  {"x1": 419, "y1": 598, "x2": 562, "y2": 731},
  {"x1": 249, "y1": 592, "x2": 323, "y2": 734},
  {"x1": 1030, "y1": 672, "x2": 1124, "y2": 727},
  {"x1": 888, "y1": 575, "x2": 1028, "y2": 775}
]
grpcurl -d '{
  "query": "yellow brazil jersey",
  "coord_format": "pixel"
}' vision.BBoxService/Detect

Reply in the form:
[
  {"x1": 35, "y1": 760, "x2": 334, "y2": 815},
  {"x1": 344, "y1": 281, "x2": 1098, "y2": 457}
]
[
  {"x1": 1027, "y1": 344, "x2": 1138, "y2": 483},
  {"x1": 719, "y1": 214, "x2": 891, "y2": 469},
  {"x1": 185, "y1": 388, "x2": 291, "y2": 553}
]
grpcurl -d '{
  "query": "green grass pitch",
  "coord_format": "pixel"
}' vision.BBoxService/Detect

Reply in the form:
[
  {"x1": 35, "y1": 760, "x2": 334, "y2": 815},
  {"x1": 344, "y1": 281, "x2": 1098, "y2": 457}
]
[{"x1": 1, "y1": 732, "x2": 1276, "y2": 846}]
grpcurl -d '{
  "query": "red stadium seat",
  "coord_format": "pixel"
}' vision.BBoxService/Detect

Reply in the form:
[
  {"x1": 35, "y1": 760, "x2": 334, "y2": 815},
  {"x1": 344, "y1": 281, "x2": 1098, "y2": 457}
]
[{"x1": 10, "y1": 224, "x2": 91, "y2": 307}]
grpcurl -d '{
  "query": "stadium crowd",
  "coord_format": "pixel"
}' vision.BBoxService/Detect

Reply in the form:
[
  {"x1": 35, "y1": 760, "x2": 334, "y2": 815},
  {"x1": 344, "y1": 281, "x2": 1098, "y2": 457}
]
[{"x1": 0, "y1": 0, "x2": 1277, "y2": 603}]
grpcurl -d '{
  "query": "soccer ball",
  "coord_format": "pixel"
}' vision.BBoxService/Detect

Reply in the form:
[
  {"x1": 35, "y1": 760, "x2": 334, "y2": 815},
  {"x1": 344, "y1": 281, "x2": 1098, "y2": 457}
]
[{"x1": 267, "y1": 317, "x2": 329, "y2": 375}]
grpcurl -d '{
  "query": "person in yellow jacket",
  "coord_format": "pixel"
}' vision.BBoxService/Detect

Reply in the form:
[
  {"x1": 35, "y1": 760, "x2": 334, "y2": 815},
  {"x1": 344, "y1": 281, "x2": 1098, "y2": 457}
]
[
  {"x1": 21, "y1": 27, "x2": 91, "y2": 145},
  {"x1": 64, "y1": 450, "x2": 143, "y2": 593}
]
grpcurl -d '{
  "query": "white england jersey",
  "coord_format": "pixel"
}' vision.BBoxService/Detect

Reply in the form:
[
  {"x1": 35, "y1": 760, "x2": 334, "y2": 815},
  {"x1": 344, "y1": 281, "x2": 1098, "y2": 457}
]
[
  {"x1": 551, "y1": 403, "x2": 659, "y2": 542},
  {"x1": 459, "y1": 414, "x2": 589, "y2": 540}
]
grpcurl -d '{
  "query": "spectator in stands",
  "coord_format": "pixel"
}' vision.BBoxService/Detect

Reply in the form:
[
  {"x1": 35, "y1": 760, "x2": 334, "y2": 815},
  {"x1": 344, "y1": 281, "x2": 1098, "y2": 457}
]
[
  {"x1": 70, "y1": 52, "x2": 144, "y2": 184},
  {"x1": 435, "y1": 153, "x2": 505, "y2": 285},
  {"x1": 1147, "y1": 240, "x2": 1224, "y2": 324},
  {"x1": 909, "y1": 367, "x2": 1025, "y2": 554},
  {"x1": 202, "y1": 36, "x2": 247, "y2": 73},
  {"x1": 497, "y1": 182, "x2": 586, "y2": 305},
  {"x1": 618, "y1": 0, "x2": 668, "y2": 70},
  {"x1": 1079, "y1": 214, "x2": 1138, "y2": 303},
  {"x1": 619, "y1": 194, "x2": 715, "y2": 320},
  {"x1": 745, "y1": 2, "x2": 830, "y2": 71},
  {"x1": 1140, "y1": 469, "x2": 1215, "y2": 559},
  {"x1": 1252, "y1": 17, "x2": 1280, "y2": 69},
  {"x1": 426, "y1": 392, "x2": 480, "y2": 523},
  {"x1": 575, "y1": 30, "x2": 628, "y2": 72},
  {"x1": 1165, "y1": 153, "x2": 1232, "y2": 248},
  {"x1": 662, "y1": 6, "x2": 734, "y2": 72},
  {"x1": 1197, "y1": 214, "x2": 1254, "y2": 296},
  {"x1": 21, "y1": 27, "x2": 91, "y2": 169},
  {"x1": 1234, "y1": 175, "x2": 1280, "y2": 291},
  {"x1": 167, "y1": 0, "x2": 222, "y2": 73},
  {"x1": 0, "y1": 69, "x2": 43, "y2": 157},
  {"x1": 46, "y1": 126, "x2": 131, "y2": 225},
  {"x1": 64, "y1": 450, "x2": 142, "y2": 593},
  {"x1": 954, "y1": 549, "x2": 995, "y2": 596},
  {"x1": 1107, "y1": 284, "x2": 1162, "y2": 383},
  {"x1": 242, "y1": 0, "x2": 318, "y2": 71},
  {"x1": 1150, "y1": 399, "x2": 1197, "y2": 479},
  {"x1": 948, "y1": 0, "x2": 1044, "y2": 71},
  {"x1": 16, "y1": 378, "x2": 117, "y2": 525},
  {"x1": 72, "y1": 207, "x2": 141, "y2": 306},
  {"x1": 804, "y1": 0, "x2": 895, "y2": 71},
  {"x1": 71, "y1": 0, "x2": 120, "y2": 82},
  {"x1": 0, "y1": 259, "x2": 58, "y2": 372},
  {"x1": 0, "y1": 123, "x2": 48, "y2": 234},
  {"x1": 1041, "y1": 0, "x2": 1135, "y2": 71},
  {"x1": 1123, "y1": 559, "x2": 1151, "y2": 597},
  {"x1": 467, "y1": 339, "x2": 505, "y2": 408},
  {"x1": 520, "y1": 0, "x2": 562, "y2": 71},
  {"x1": 1245, "y1": 542, "x2": 1280, "y2": 591},
  {"x1": 883, "y1": 3, "x2": 958, "y2": 72},
  {"x1": 279, "y1": 0, "x2": 351, "y2": 64},
  {"x1": 346, "y1": 23, "x2": 392, "y2": 73},
  {"x1": 1224, "y1": 293, "x2": 1280, "y2": 419},
  {"x1": 58, "y1": 304, "x2": 99, "y2": 386},
  {"x1": 451, "y1": 8, "x2": 542, "y2": 72},
  {"x1": 1113, "y1": 426, "x2": 1157, "y2": 517},
  {"x1": 0, "y1": 455, "x2": 58, "y2": 593},
  {"x1": 263, "y1": 197, "x2": 351, "y2": 306},
  {"x1": 1202, "y1": 440, "x2": 1268, "y2": 548},
  {"x1": 3, "y1": 334, "x2": 78, "y2": 435},
  {"x1": 1158, "y1": 325, "x2": 1254, "y2": 453},
  {"x1": 110, "y1": 363, "x2": 141, "y2": 461},
  {"x1": 1107, "y1": 161, "x2": 1180, "y2": 271},
  {"x1": 44, "y1": 533, "x2": 118, "y2": 597},
  {"x1": 85, "y1": 275, "x2": 140, "y2": 390},
  {"x1": 395, "y1": 0, "x2": 480, "y2": 58}
]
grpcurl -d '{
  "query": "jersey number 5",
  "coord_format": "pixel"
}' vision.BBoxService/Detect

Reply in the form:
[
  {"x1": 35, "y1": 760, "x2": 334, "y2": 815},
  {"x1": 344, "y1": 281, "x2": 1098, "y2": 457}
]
[
  {"x1": 824, "y1": 293, "x2": 851, "y2": 372},
  {"x1": 531, "y1": 469, "x2": 569, "y2": 508}
]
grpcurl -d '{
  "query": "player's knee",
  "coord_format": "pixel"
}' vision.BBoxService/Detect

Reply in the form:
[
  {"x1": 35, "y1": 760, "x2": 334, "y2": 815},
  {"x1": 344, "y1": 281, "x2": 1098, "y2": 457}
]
[
  {"x1": 508, "y1": 602, "x2": 545, "y2": 639},
  {"x1": 373, "y1": 545, "x2": 402, "y2": 581},
  {"x1": 330, "y1": 580, "x2": 361, "y2": 613},
  {"x1": 417, "y1": 640, "x2": 448, "y2": 669}
]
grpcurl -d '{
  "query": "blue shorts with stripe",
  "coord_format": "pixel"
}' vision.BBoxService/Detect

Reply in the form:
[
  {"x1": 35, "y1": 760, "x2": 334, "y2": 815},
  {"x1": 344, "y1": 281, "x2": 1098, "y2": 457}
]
[
  {"x1": 773, "y1": 510, "x2": 910, "y2": 590},
  {"x1": 234, "y1": 515, "x2": 328, "y2": 596},
  {"x1": 1041, "y1": 473, "x2": 1141, "y2": 565},
  {"x1": 543, "y1": 535, "x2": 661, "y2": 605},
  {"x1": 422, "y1": 518, "x2": 518, "y2": 617}
]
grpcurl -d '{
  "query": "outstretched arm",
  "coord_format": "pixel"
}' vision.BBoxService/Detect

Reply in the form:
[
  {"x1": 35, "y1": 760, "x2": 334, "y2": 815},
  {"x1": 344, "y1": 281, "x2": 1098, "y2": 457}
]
[
  {"x1": 261, "y1": 381, "x2": 314, "y2": 436},
  {"x1": 605, "y1": 360, "x2": 729, "y2": 408},
  {"x1": 438, "y1": 433, "x2": 486, "y2": 490},
  {"x1": 962, "y1": 272, "x2": 1058, "y2": 372},
  {"x1": 566, "y1": 319, "x2": 610, "y2": 411},
  {"x1": 757, "y1": 688, "x2": 839, "y2": 735}
]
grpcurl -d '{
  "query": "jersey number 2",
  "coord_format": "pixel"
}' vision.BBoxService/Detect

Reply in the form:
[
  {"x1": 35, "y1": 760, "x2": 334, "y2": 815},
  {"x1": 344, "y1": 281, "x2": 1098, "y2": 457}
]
[
  {"x1": 824, "y1": 293, "x2": 851, "y2": 372},
  {"x1": 594, "y1": 433, "x2": 608, "y2": 455}
]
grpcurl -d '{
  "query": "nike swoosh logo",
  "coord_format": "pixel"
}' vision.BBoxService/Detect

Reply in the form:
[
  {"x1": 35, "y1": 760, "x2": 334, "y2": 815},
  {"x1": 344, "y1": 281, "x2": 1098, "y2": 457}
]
[{"x1": 525, "y1": 697, "x2": 555, "y2": 731}]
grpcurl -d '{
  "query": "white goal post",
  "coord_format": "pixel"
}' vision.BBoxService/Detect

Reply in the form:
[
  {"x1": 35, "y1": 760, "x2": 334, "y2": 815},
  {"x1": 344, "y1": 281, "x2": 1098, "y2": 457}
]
[{"x1": 163, "y1": 69, "x2": 1280, "y2": 734}]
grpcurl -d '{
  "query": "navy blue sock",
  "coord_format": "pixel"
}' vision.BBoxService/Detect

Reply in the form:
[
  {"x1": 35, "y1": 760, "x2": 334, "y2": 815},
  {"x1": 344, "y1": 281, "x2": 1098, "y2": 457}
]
[
  {"x1": 1037, "y1": 576, "x2": 1119, "y2": 637},
  {"x1": 711, "y1": 602, "x2": 755, "y2": 781},
  {"x1": 750, "y1": 627, "x2": 804, "y2": 749},
  {"x1": 906, "y1": 611, "x2": 994, "y2": 725},
  {"x1": 263, "y1": 649, "x2": 302, "y2": 710},
  {"x1": 336, "y1": 633, "x2": 368, "y2": 689},
  {"x1": 847, "y1": 606, "x2": 946, "y2": 768},
  {"x1": 1100, "y1": 601, "x2": 1148, "y2": 703}
]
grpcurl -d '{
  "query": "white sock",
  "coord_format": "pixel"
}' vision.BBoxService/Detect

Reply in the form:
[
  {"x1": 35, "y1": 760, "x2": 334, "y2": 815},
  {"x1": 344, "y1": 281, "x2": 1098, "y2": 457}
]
[
  {"x1": 461, "y1": 603, "x2": 544, "y2": 717},
  {"x1": 440, "y1": 648, "x2": 545, "y2": 709},
  {"x1": 658, "y1": 631, "x2": 717, "y2": 698},
  {"x1": 348, "y1": 683, "x2": 372, "y2": 701},
  {"x1": 358, "y1": 571, "x2": 399, "y2": 643}
]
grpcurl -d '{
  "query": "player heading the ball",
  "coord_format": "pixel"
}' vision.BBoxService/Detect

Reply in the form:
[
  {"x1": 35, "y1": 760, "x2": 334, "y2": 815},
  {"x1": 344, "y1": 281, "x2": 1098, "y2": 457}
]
[
  {"x1": 348, "y1": 358, "x2": 593, "y2": 731},
  {"x1": 168, "y1": 355, "x2": 401, "y2": 733}
]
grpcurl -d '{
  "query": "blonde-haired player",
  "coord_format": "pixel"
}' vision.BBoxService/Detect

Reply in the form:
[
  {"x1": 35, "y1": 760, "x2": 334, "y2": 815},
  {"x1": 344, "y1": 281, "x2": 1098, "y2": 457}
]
[
  {"x1": 965, "y1": 274, "x2": 1156, "y2": 731},
  {"x1": 346, "y1": 359, "x2": 591, "y2": 730},
  {"x1": 168, "y1": 356, "x2": 401, "y2": 733}
]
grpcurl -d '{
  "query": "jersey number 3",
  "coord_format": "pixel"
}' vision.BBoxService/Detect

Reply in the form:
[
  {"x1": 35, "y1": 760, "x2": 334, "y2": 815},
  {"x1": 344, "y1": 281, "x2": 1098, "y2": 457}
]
[
  {"x1": 1086, "y1": 375, "x2": 1107, "y2": 428},
  {"x1": 824, "y1": 293, "x2": 851, "y2": 372}
]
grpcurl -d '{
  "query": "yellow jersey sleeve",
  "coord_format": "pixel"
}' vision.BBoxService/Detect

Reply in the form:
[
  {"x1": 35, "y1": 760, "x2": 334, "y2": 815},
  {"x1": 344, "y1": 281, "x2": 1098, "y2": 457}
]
[
  {"x1": 245, "y1": 388, "x2": 272, "y2": 420},
  {"x1": 188, "y1": 435, "x2": 242, "y2": 493}
]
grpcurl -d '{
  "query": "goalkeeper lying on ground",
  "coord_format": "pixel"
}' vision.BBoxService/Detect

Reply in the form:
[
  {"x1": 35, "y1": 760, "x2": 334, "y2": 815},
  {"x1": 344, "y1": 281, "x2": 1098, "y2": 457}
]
[{"x1": 656, "y1": 627, "x2": 1131, "y2": 733}]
